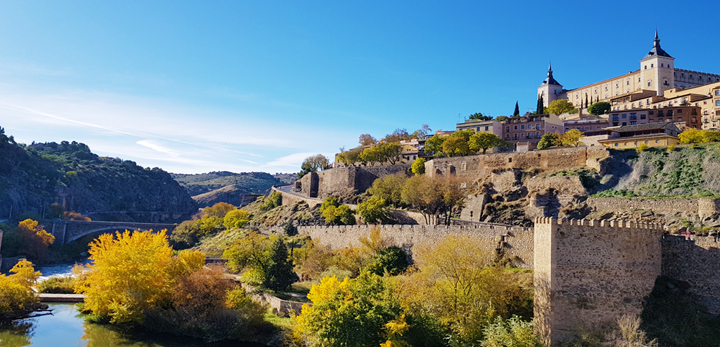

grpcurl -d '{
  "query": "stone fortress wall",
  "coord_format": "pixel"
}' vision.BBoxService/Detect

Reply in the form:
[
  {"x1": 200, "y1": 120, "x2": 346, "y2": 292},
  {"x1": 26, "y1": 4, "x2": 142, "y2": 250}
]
[
  {"x1": 425, "y1": 146, "x2": 610, "y2": 178},
  {"x1": 533, "y1": 218, "x2": 664, "y2": 345},
  {"x1": 298, "y1": 223, "x2": 535, "y2": 268},
  {"x1": 587, "y1": 197, "x2": 720, "y2": 218},
  {"x1": 298, "y1": 165, "x2": 409, "y2": 199},
  {"x1": 661, "y1": 234, "x2": 720, "y2": 314}
]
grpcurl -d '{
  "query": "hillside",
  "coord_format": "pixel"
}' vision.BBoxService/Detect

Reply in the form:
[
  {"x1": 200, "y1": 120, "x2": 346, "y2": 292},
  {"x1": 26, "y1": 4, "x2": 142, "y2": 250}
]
[
  {"x1": 595, "y1": 144, "x2": 720, "y2": 197},
  {"x1": 0, "y1": 127, "x2": 197, "y2": 222},
  {"x1": 172, "y1": 171, "x2": 296, "y2": 207}
]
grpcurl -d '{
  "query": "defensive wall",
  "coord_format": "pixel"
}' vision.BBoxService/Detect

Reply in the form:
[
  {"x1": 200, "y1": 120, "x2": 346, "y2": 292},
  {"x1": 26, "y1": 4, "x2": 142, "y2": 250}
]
[
  {"x1": 587, "y1": 197, "x2": 720, "y2": 218},
  {"x1": 426, "y1": 146, "x2": 610, "y2": 178},
  {"x1": 297, "y1": 165, "x2": 410, "y2": 199},
  {"x1": 661, "y1": 234, "x2": 720, "y2": 314},
  {"x1": 298, "y1": 223, "x2": 535, "y2": 268},
  {"x1": 533, "y1": 218, "x2": 664, "y2": 345}
]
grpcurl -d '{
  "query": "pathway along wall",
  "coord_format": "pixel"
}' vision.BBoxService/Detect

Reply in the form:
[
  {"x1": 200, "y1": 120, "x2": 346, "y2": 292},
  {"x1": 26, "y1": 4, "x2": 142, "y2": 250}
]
[
  {"x1": 297, "y1": 224, "x2": 534, "y2": 268},
  {"x1": 533, "y1": 218, "x2": 664, "y2": 345}
]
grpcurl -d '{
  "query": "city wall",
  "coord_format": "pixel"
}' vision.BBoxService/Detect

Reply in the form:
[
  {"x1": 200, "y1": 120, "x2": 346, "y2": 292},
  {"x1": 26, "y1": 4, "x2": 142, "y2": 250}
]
[
  {"x1": 533, "y1": 218, "x2": 663, "y2": 345},
  {"x1": 298, "y1": 223, "x2": 535, "y2": 268},
  {"x1": 298, "y1": 165, "x2": 409, "y2": 199},
  {"x1": 426, "y1": 147, "x2": 609, "y2": 178},
  {"x1": 587, "y1": 197, "x2": 720, "y2": 217},
  {"x1": 661, "y1": 234, "x2": 720, "y2": 314}
]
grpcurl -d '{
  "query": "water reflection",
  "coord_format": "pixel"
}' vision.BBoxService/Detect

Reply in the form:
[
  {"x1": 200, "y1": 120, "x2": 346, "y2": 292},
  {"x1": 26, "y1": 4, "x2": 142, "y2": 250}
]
[{"x1": 0, "y1": 304, "x2": 265, "y2": 346}]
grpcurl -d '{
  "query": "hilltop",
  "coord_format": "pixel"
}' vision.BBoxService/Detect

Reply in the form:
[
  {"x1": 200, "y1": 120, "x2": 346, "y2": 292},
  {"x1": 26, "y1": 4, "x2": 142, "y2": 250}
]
[
  {"x1": 0, "y1": 127, "x2": 197, "y2": 222},
  {"x1": 172, "y1": 171, "x2": 295, "y2": 207}
]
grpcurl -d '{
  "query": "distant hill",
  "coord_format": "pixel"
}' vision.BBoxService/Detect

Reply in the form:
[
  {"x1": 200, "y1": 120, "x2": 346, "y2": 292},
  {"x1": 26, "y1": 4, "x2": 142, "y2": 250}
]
[
  {"x1": 172, "y1": 171, "x2": 296, "y2": 207},
  {"x1": 0, "y1": 127, "x2": 197, "y2": 222}
]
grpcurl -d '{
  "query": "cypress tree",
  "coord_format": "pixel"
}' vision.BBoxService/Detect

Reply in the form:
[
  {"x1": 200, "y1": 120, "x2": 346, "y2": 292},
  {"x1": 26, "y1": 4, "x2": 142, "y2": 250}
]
[
  {"x1": 264, "y1": 238, "x2": 298, "y2": 291},
  {"x1": 513, "y1": 101, "x2": 520, "y2": 117},
  {"x1": 536, "y1": 96, "x2": 544, "y2": 115},
  {"x1": 585, "y1": 94, "x2": 589, "y2": 108}
]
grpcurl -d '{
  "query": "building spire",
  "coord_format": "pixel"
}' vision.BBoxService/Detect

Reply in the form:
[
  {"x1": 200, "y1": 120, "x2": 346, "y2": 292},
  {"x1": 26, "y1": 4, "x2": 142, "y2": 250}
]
[
  {"x1": 542, "y1": 62, "x2": 560, "y2": 86},
  {"x1": 654, "y1": 29, "x2": 660, "y2": 47},
  {"x1": 642, "y1": 30, "x2": 672, "y2": 60}
]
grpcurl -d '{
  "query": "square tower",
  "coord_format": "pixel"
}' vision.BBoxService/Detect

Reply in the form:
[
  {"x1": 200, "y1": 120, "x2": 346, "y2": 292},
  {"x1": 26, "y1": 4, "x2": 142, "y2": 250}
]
[{"x1": 640, "y1": 31, "x2": 675, "y2": 96}]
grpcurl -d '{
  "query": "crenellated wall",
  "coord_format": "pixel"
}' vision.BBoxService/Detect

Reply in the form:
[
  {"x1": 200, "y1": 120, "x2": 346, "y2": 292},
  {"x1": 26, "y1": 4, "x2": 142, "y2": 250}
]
[
  {"x1": 298, "y1": 223, "x2": 535, "y2": 268},
  {"x1": 533, "y1": 218, "x2": 664, "y2": 345}
]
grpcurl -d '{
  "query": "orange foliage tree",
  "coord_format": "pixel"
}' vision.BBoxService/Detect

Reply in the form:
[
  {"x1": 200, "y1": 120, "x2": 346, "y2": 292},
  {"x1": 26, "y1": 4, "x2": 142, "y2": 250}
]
[{"x1": 14, "y1": 219, "x2": 55, "y2": 260}]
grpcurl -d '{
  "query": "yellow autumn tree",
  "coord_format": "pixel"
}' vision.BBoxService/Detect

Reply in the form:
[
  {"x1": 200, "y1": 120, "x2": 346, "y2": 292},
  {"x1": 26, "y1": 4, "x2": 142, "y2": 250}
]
[
  {"x1": 75, "y1": 229, "x2": 175, "y2": 325},
  {"x1": 0, "y1": 259, "x2": 41, "y2": 314},
  {"x1": 15, "y1": 219, "x2": 55, "y2": 260}
]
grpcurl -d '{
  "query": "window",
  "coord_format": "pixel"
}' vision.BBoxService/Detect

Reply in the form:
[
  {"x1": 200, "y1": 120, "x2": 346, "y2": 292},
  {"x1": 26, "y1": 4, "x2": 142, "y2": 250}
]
[
  {"x1": 630, "y1": 113, "x2": 637, "y2": 120},
  {"x1": 641, "y1": 114, "x2": 646, "y2": 120},
  {"x1": 622, "y1": 122, "x2": 627, "y2": 126},
  {"x1": 612, "y1": 114, "x2": 619, "y2": 120},
  {"x1": 476, "y1": 127, "x2": 480, "y2": 131},
  {"x1": 521, "y1": 133, "x2": 525, "y2": 138},
  {"x1": 521, "y1": 125, "x2": 525, "y2": 129},
  {"x1": 677, "y1": 109, "x2": 682, "y2": 114},
  {"x1": 514, "y1": 126, "x2": 518, "y2": 130},
  {"x1": 536, "y1": 124, "x2": 541, "y2": 130},
  {"x1": 622, "y1": 114, "x2": 627, "y2": 119},
  {"x1": 667, "y1": 110, "x2": 673, "y2": 117},
  {"x1": 631, "y1": 121, "x2": 636, "y2": 125},
  {"x1": 644, "y1": 65, "x2": 647, "y2": 70},
  {"x1": 678, "y1": 117, "x2": 682, "y2": 121},
  {"x1": 715, "y1": 90, "x2": 719, "y2": 96},
  {"x1": 615, "y1": 143, "x2": 619, "y2": 147},
  {"x1": 506, "y1": 126, "x2": 510, "y2": 132},
  {"x1": 648, "y1": 81, "x2": 652, "y2": 87},
  {"x1": 536, "y1": 132, "x2": 540, "y2": 138},
  {"x1": 485, "y1": 126, "x2": 489, "y2": 131},
  {"x1": 716, "y1": 100, "x2": 720, "y2": 106},
  {"x1": 651, "y1": 64, "x2": 654, "y2": 68},
  {"x1": 658, "y1": 111, "x2": 663, "y2": 117},
  {"x1": 649, "y1": 111, "x2": 654, "y2": 115}
]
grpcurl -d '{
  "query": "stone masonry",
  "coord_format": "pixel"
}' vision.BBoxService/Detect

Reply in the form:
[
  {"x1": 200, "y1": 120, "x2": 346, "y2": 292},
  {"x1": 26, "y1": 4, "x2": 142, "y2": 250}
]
[{"x1": 533, "y1": 218, "x2": 663, "y2": 345}]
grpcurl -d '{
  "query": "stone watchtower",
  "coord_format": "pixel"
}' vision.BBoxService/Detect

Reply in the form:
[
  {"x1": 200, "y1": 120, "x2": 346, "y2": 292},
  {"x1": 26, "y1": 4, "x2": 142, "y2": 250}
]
[
  {"x1": 533, "y1": 218, "x2": 664, "y2": 345},
  {"x1": 538, "y1": 63, "x2": 564, "y2": 107},
  {"x1": 640, "y1": 30, "x2": 675, "y2": 96}
]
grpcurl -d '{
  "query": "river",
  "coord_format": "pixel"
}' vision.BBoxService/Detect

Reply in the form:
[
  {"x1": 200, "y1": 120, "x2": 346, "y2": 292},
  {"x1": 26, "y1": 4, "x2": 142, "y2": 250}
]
[{"x1": 0, "y1": 264, "x2": 266, "y2": 346}]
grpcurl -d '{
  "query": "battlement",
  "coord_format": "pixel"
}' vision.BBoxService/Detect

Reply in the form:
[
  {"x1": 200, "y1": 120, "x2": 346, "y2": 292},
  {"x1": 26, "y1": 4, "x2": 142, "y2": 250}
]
[{"x1": 534, "y1": 217, "x2": 665, "y2": 230}]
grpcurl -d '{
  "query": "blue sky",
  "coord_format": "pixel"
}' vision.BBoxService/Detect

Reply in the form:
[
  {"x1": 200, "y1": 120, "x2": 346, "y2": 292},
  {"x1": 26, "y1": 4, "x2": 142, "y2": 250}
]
[{"x1": 1, "y1": 1, "x2": 719, "y2": 174}]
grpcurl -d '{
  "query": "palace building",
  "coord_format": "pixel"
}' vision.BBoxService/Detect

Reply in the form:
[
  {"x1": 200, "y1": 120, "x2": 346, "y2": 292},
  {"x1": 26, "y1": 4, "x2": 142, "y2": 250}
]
[{"x1": 539, "y1": 32, "x2": 720, "y2": 130}]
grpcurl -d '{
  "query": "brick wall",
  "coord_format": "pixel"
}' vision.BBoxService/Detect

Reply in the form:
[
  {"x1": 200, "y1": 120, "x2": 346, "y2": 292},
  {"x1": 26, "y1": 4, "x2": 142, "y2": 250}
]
[
  {"x1": 534, "y1": 218, "x2": 663, "y2": 345},
  {"x1": 298, "y1": 224, "x2": 534, "y2": 268}
]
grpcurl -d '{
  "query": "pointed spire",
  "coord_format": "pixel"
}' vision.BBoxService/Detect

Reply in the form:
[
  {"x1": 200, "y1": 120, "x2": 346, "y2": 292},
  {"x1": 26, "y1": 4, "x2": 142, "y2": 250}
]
[
  {"x1": 548, "y1": 62, "x2": 552, "y2": 72},
  {"x1": 642, "y1": 30, "x2": 672, "y2": 60},
  {"x1": 654, "y1": 29, "x2": 658, "y2": 41},
  {"x1": 542, "y1": 62, "x2": 561, "y2": 86}
]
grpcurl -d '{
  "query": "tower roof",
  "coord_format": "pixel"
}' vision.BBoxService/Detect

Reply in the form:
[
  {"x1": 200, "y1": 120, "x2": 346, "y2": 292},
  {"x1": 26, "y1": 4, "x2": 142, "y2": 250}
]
[
  {"x1": 542, "y1": 63, "x2": 561, "y2": 86},
  {"x1": 641, "y1": 30, "x2": 672, "y2": 61}
]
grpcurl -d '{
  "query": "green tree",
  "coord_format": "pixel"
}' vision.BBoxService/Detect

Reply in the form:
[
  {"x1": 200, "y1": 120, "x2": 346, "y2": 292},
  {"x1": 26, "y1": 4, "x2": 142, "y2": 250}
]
[
  {"x1": 468, "y1": 112, "x2": 493, "y2": 121},
  {"x1": 411, "y1": 158, "x2": 426, "y2": 176},
  {"x1": 365, "y1": 246, "x2": 409, "y2": 276},
  {"x1": 442, "y1": 137, "x2": 471, "y2": 157},
  {"x1": 469, "y1": 132, "x2": 502, "y2": 154},
  {"x1": 536, "y1": 96, "x2": 544, "y2": 114},
  {"x1": 222, "y1": 232, "x2": 273, "y2": 285},
  {"x1": 223, "y1": 209, "x2": 251, "y2": 230},
  {"x1": 379, "y1": 142, "x2": 402, "y2": 165},
  {"x1": 545, "y1": 99, "x2": 576, "y2": 115},
  {"x1": 283, "y1": 221, "x2": 298, "y2": 236},
  {"x1": 537, "y1": 133, "x2": 562, "y2": 150},
  {"x1": 293, "y1": 272, "x2": 403, "y2": 347},
  {"x1": 359, "y1": 146, "x2": 384, "y2": 165},
  {"x1": 424, "y1": 134, "x2": 447, "y2": 157},
  {"x1": 587, "y1": 101, "x2": 611, "y2": 115},
  {"x1": 260, "y1": 192, "x2": 282, "y2": 211},
  {"x1": 357, "y1": 196, "x2": 388, "y2": 224},
  {"x1": 264, "y1": 238, "x2": 299, "y2": 291},
  {"x1": 368, "y1": 175, "x2": 408, "y2": 206},
  {"x1": 513, "y1": 101, "x2": 520, "y2": 117},
  {"x1": 496, "y1": 115, "x2": 509, "y2": 122},
  {"x1": 336, "y1": 147, "x2": 364, "y2": 166},
  {"x1": 560, "y1": 129, "x2": 583, "y2": 147},
  {"x1": 298, "y1": 154, "x2": 329, "y2": 178}
]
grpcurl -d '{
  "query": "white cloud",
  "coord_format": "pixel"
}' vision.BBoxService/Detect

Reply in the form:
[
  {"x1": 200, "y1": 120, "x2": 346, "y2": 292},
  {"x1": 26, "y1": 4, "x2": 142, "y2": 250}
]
[{"x1": 264, "y1": 152, "x2": 318, "y2": 168}]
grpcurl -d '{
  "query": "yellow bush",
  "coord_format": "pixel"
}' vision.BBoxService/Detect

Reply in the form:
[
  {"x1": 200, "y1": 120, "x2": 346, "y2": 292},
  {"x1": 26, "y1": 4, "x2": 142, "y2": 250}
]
[{"x1": 0, "y1": 260, "x2": 41, "y2": 313}]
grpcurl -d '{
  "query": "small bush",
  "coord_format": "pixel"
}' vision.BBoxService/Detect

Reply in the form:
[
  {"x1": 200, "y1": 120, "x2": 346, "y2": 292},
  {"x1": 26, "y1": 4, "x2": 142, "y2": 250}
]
[
  {"x1": 260, "y1": 192, "x2": 282, "y2": 211},
  {"x1": 667, "y1": 144, "x2": 675, "y2": 152},
  {"x1": 37, "y1": 276, "x2": 76, "y2": 294},
  {"x1": 636, "y1": 144, "x2": 649, "y2": 153}
]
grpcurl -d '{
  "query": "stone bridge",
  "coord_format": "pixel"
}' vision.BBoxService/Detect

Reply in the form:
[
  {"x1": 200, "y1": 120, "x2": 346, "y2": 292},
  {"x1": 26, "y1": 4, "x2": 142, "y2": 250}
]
[{"x1": 48, "y1": 220, "x2": 177, "y2": 245}]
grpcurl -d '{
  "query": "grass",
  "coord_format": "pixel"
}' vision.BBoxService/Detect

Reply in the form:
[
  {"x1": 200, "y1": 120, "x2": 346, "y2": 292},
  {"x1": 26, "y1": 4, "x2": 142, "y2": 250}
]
[
  {"x1": 37, "y1": 276, "x2": 77, "y2": 294},
  {"x1": 264, "y1": 312, "x2": 292, "y2": 329}
]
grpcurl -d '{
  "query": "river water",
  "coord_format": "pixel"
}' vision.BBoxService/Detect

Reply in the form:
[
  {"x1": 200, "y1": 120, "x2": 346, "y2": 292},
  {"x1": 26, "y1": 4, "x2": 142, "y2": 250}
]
[{"x1": 0, "y1": 264, "x2": 266, "y2": 346}]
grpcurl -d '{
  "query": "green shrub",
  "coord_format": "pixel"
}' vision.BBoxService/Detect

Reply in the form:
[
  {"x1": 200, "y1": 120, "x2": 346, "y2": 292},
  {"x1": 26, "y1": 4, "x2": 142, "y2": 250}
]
[
  {"x1": 37, "y1": 276, "x2": 77, "y2": 294},
  {"x1": 260, "y1": 192, "x2": 282, "y2": 211}
]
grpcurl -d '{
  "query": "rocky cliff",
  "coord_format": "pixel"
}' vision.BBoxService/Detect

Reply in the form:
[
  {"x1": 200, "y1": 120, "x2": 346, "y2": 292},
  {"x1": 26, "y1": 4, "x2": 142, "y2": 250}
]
[{"x1": 0, "y1": 128, "x2": 196, "y2": 222}]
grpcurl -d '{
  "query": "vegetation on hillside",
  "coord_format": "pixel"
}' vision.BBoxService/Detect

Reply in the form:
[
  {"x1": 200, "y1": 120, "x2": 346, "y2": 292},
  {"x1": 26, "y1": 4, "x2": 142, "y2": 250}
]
[
  {"x1": 0, "y1": 127, "x2": 196, "y2": 222},
  {"x1": 172, "y1": 171, "x2": 295, "y2": 200},
  {"x1": 594, "y1": 144, "x2": 720, "y2": 198}
]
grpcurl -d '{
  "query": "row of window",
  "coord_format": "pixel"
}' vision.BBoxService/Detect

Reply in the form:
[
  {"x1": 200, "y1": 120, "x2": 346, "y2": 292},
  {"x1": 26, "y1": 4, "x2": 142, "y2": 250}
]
[
  {"x1": 505, "y1": 132, "x2": 542, "y2": 140},
  {"x1": 506, "y1": 124, "x2": 542, "y2": 131}
]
